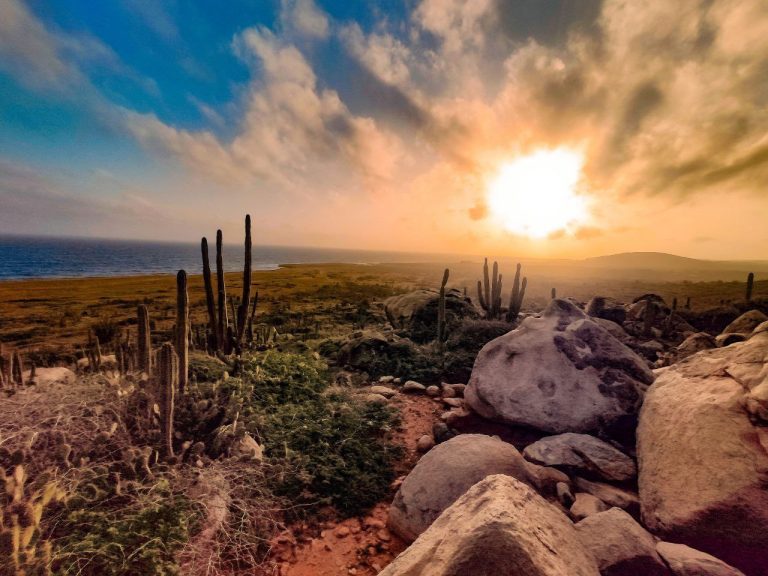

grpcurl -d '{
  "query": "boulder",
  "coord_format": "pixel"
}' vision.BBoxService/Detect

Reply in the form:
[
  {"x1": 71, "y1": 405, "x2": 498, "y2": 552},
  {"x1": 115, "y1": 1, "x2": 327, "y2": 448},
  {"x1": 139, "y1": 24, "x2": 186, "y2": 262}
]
[
  {"x1": 522, "y1": 433, "x2": 637, "y2": 482},
  {"x1": 676, "y1": 332, "x2": 716, "y2": 360},
  {"x1": 570, "y1": 493, "x2": 608, "y2": 521},
  {"x1": 586, "y1": 296, "x2": 627, "y2": 325},
  {"x1": 466, "y1": 299, "x2": 654, "y2": 436},
  {"x1": 637, "y1": 331, "x2": 768, "y2": 573},
  {"x1": 388, "y1": 434, "x2": 536, "y2": 542},
  {"x1": 380, "y1": 474, "x2": 600, "y2": 576},
  {"x1": 384, "y1": 289, "x2": 478, "y2": 343},
  {"x1": 752, "y1": 320, "x2": 768, "y2": 336},
  {"x1": 402, "y1": 380, "x2": 426, "y2": 393},
  {"x1": 576, "y1": 508, "x2": 668, "y2": 576},
  {"x1": 656, "y1": 542, "x2": 745, "y2": 576},
  {"x1": 721, "y1": 309, "x2": 768, "y2": 335},
  {"x1": 367, "y1": 385, "x2": 397, "y2": 398},
  {"x1": 594, "y1": 318, "x2": 632, "y2": 343},
  {"x1": 22, "y1": 367, "x2": 76, "y2": 386},
  {"x1": 715, "y1": 333, "x2": 747, "y2": 347},
  {"x1": 336, "y1": 331, "x2": 432, "y2": 379}
]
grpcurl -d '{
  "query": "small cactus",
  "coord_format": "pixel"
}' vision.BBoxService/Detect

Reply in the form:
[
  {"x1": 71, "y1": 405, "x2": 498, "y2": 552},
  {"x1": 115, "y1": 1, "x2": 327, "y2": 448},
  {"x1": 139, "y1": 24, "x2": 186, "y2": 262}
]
[
  {"x1": 216, "y1": 229, "x2": 229, "y2": 354},
  {"x1": 551, "y1": 287, "x2": 557, "y2": 300},
  {"x1": 437, "y1": 268, "x2": 450, "y2": 349},
  {"x1": 237, "y1": 214, "x2": 253, "y2": 345},
  {"x1": 157, "y1": 343, "x2": 178, "y2": 459},
  {"x1": 747, "y1": 272, "x2": 754, "y2": 301},
  {"x1": 477, "y1": 258, "x2": 503, "y2": 320}
]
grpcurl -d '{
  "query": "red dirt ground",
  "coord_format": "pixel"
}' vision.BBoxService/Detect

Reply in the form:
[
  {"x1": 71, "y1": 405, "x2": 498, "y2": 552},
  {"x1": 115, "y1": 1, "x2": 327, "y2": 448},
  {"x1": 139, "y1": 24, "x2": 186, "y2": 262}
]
[{"x1": 269, "y1": 394, "x2": 442, "y2": 576}]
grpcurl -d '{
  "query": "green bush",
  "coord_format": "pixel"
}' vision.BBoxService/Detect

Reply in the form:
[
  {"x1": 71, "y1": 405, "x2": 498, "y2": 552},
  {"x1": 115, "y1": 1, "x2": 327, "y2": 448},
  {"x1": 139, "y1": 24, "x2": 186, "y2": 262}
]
[{"x1": 52, "y1": 477, "x2": 200, "y2": 576}]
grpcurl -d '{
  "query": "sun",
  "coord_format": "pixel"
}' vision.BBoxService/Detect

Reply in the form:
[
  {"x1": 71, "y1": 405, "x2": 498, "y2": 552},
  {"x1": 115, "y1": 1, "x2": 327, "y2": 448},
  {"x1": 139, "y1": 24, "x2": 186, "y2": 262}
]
[{"x1": 487, "y1": 149, "x2": 589, "y2": 238}]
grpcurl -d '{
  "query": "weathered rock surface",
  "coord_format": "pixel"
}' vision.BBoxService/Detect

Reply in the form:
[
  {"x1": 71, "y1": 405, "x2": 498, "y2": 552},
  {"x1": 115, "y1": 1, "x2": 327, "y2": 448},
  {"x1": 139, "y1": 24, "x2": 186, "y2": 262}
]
[
  {"x1": 381, "y1": 474, "x2": 600, "y2": 576},
  {"x1": 523, "y1": 433, "x2": 637, "y2": 482},
  {"x1": 384, "y1": 289, "x2": 478, "y2": 343},
  {"x1": 466, "y1": 299, "x2": 654, "y2": 436},
  {"x1": 637, "y1": 331, "x2": 768, "y2": 573},
  {"x1": 388, "y1": 434, "x2": 535, "y2": 542},
  {"x1": 570, "y1": 493, "x2": 608, "y2": 521},
  {"x1": 576, "y1": 508, "x2": 668, "y2": 576},
  {"x1": 586, "y1": 296, "x2": 627, "y2": 325},
  {"x1": 656, "y1": 542, "x2": 745, "y2": 576},
  {"x1": 721, "y1": 309, "x2": 768, "y2": 335},
  {"x1": 574, "y1": 477, "x2": 640, "y2": 517},
  {"x1": 676, "y1": 332, "x2": 716, "y2": 360}
]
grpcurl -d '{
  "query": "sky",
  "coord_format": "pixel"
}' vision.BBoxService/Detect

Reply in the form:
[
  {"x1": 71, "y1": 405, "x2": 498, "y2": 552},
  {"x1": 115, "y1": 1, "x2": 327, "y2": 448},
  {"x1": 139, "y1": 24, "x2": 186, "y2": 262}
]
[{"x1": 0, "y1": 0, "x2": 767, "y2": 259}]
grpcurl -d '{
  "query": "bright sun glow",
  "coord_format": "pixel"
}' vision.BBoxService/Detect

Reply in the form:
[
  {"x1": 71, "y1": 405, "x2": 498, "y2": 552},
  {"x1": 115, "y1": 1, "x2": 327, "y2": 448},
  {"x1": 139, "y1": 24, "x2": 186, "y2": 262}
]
[{"x1": 487, "y1": 149, "x2": 589, "y2": 238}]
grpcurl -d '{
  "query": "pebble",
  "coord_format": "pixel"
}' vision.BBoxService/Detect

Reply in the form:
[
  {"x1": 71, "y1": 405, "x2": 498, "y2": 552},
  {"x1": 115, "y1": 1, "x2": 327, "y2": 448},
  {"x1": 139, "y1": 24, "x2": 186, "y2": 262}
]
[
  {"x1": 416, "y1": 434, "x2": 435, "y2": 453},
  {"x1": 335, "y1": 526, "x2": 351, "y2": 538}
]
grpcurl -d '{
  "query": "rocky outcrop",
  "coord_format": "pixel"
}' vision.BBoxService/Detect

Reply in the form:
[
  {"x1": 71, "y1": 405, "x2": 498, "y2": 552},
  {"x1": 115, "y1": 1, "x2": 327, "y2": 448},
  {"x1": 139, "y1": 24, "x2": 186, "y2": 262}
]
[
  {"x1": 637, "y1": 331, "x2": 768, "y2": 573},
  {"x1": 576, "y1": 508, "x2": 668, "y2": 576},
  {"x1": 387, "y1": 434, "x2": 536, "y2": 542},
  {"x1": 523, "y1": 433, "x2": 636, "y2": 482},
  {"x1": 721, "y1": 309, "x2": 768, "y2": 335},
  {"x1": 384, "y1": 289, "x2": 478, "y2": 343},
  {"x1": 466, "y1": 299, "x2": 654, "y2": 437},
  {"x1": 656, "y1": 542, "x2": 745, "y2": 576},
  {"x1": 676, "y1": 332, "x2": 716, "y2": 360},
  {"x1": 573, "y1": 478, "x2": 640, "y2": 517},
  {"x1": 586, "y1": 296, "x2": 627, "y2": 325},
  {"x1": 380, "y1": 474, "x2": 600, "y2": 576}
]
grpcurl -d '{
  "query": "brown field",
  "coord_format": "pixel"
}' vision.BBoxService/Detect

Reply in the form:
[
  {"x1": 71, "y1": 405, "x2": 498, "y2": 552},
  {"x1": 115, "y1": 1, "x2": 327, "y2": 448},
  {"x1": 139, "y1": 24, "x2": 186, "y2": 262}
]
[{"x1": 0, "y1": 260, "x2": 764, "y2": 360}]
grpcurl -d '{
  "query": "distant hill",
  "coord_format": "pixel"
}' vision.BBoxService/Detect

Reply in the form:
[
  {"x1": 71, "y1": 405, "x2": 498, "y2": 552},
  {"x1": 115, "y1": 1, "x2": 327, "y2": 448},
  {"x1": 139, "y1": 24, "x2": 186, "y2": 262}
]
[{"x1": 584, "y1": 252, "x2": 768, "y2": 273}]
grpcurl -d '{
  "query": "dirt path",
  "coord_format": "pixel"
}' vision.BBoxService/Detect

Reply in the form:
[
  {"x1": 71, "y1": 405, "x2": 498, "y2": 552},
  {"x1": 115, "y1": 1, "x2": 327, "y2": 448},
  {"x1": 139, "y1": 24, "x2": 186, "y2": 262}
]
[{"x1": 270, "y1": 394, "x2": 442, "y2": 576}]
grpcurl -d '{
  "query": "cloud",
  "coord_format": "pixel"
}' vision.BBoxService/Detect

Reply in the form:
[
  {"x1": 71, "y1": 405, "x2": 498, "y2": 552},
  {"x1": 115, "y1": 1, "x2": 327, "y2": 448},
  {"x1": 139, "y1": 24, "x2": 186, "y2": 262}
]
[
  {"x1": 128, "y1": 27, "x2": 402, "y2": 192},
  {"x1": 123, "y1": 0, "x2": 180, "y2": 42},
  {"x1": 280, "y1": 0, "x2": 330, "y2": 40}
]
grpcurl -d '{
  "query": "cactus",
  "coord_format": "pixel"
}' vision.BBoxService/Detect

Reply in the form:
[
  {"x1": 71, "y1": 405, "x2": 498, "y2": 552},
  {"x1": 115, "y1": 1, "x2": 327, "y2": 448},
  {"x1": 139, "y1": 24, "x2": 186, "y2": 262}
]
[
  {"x1": 157, "y1": 343, "x2": 177, "y2": 459},
  {"x1": 12, "y1": 351, "x2": 23, "y2": 387},
  {"x1": 237, "y1": 215, "x2": 253, "y2": 345},
  {"x1": 437, "y1": 268, "x2": 449, "y2": 349},
  {"x1": 176, "y1": 270, "x2": 189, "y2": 394},
  {"x1": 94, "y1": 336, "x2": 102, "y2": 371},
  {"x1": 201, "y1": 237, "x2": 219, "y2": 352},
  {"x1": 0, "y1": 464, "x2": 65, "y2": 575},
  {"x1": 747, "y1": 272, "x2": 754, "y2": 301},
  {"x1": 215, "y1": 229, "x2": 230, "y2": 354},
  {"x1": 137, "y1": 304, "x2": 152, "y2": 375},
  {"x1": 685, "y1": 296, "x2": 691, "y2": 310},
  {"x1": 506, "y1": 263, "x2": 527, "y2": 322},
  {"x1": 551, "y1": 287, "x2": 557, "y2": 300},
  {"x1": 247, "y1": 291, "x2": 259, "y2": 343},
  {"x1": 477, "y1": 258, "x2": 503, "y2": 319}
]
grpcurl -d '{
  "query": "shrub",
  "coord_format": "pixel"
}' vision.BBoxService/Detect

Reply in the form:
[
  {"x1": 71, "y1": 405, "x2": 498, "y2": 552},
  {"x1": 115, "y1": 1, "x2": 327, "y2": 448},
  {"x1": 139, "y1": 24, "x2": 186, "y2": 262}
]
[{"x1": 92, "y1": 316, "x2": 121, "y2": 346}]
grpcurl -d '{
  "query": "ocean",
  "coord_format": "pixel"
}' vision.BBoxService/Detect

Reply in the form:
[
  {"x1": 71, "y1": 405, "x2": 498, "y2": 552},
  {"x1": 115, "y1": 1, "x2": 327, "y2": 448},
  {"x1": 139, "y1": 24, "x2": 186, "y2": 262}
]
[{"x1": 0, "y1": 235, "x2": 453, "y2": 280}]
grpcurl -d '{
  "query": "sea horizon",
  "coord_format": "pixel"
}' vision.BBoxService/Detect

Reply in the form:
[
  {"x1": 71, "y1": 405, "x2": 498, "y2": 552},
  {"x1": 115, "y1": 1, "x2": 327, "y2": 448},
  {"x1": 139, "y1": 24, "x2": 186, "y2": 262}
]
[{"x1": 0, "y1": 234, "x2": 469, "y2": 281}]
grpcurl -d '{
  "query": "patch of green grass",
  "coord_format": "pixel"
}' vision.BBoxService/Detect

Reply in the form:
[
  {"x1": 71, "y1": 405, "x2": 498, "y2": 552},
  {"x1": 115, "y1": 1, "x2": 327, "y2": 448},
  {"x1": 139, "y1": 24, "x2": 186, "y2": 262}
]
[{"x1": 52, "y1": 476, "x2": 200, "y2": 576}]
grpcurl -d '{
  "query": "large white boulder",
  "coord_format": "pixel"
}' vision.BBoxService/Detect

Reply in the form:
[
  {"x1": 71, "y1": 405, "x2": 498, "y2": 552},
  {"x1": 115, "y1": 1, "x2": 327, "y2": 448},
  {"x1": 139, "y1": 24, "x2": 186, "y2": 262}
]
[
  {"x1": 380, "y1": 474, "x2": 600, "y2": 576},
  {"x1": 387, "y1": 434, "x2": 536, "y2": 542},
  {"x1": 656, "y1": 542, "x2": 745, "y2": 576},
  {"x1": 466, "y1": 299, "x2": 654, "y2": 436},
  {"x1": 637, "y1": 331, "x2": 768, "y2": 573}
]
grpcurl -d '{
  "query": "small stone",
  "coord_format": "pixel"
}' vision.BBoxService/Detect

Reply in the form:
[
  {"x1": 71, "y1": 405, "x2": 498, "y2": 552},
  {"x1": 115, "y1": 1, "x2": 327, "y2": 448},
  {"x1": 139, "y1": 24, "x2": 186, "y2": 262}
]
[
  {"x1": 570, "y1": 492, "x2": 608, "y2": 521},
  {"x1": 377, "y1": 529, "x2": 391, "y2": 542},
  {"x1": 416, "y1": 434, "x2": 435, "y2": 453},
  {"x1": 393, "y1": 378, "x2": 402, "y2": 384},
  {"x1": 426, "y1": 385, "x2": 440, "y2": 397},
  {"x1": 442, "y1": 397, "x2": 463, "y2": 408},
  {"x1": 365, "y1": 518, "x2": 386, "y2": 530},
  {"x1": 441, "y1": 385, "x2": 456, "y2": 398},
  {"x1": 557, "y1": 482, "x2": 575, "y2": 507},
  {"x1": 335, "y1": 526, "x2": 351, "y2": 538},
  {"x1": 378, "y1": 375, "x2": 395, "y2": 383},
  {"x1": 403, "y1": 380, "x2": 426, "y2": 393},
  {"x1": 369, "y1": 385, "x2": 397, "y2": 398}
]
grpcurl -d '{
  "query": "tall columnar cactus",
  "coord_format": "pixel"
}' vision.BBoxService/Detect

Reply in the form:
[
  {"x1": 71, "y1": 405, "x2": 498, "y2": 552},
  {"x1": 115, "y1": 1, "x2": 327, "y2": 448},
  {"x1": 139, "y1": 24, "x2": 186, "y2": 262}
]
[
  {"x1": 437, "y1": 268, "x2": 449, "y2": 348},
  {"x1": 237, "y1": 214, "x2": 252, "y2": 345},
  {"x1": 216, "y1": 229, "x2": 229, "y2": 353},
  {"x1": 157, "y1": 343, "x2": 177, "y2": 459},
  {"x1": 477, "y1": 258, "x2": 503, "y2": 319},
  {"x1": 137, "y1": 304, "x2": 152, "y2": 375},
  {"x1": 94, "y1": 336, "x2": 102, "y2": 371},
  {"x1": 506, "y1": 263, "x2": 527, "y2": 322},
  {"x1": 201, "y1": 237, "x2": 218, "y2": 352},
  {"x1": 685, "y1": 296, "x2": 691, "y2": 310},
  {"x1": 747, "y1": 272, "x2": 755, "y2": 301},
  {"x1": 551, "y1": 287, "x2": 557, "y2": 300},
  {"x1": 176, "y1": 270, "x2": 189, "y2": 394},
  {"x1": 247, "y1": 291, "x2": 259, "y2": 343},
  {"x1": 11, "y1": 351, "x2": 22, "y2": 387}
]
